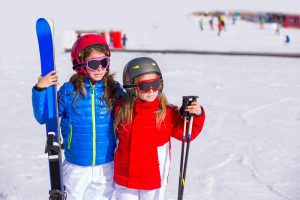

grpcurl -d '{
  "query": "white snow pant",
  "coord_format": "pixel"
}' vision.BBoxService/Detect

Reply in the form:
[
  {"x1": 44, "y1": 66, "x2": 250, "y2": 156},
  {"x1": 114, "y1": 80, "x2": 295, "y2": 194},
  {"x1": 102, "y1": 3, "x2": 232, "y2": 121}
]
[
  {"x1": 115, "y1": 184, "x2": 165, "y2": 200},
  {"x1": 62, "y1": 160, "x2": 114, "y2": 200},
  {"x1": 115, "y1": 142, "x2": 170, "y2": 200}
]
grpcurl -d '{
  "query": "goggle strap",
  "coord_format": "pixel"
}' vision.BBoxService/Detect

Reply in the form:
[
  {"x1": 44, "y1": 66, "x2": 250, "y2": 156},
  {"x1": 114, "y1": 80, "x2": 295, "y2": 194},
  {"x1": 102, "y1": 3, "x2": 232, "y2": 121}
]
[
  {"x1": 123, "y1": 84, "x2": 137, "y2": 89},
  {"x1": 73, "y1": 63, "x2": 86, "y2": 70}
]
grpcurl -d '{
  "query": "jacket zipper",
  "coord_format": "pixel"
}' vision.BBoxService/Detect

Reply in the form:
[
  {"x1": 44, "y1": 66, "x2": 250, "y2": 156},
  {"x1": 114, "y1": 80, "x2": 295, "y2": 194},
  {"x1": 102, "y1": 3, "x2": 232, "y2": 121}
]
[
  {"x1": 91, "y1": 85, "x2": 96, "y2": 166},
  {"x1": 67, "y1": 124, "x2": 73, "y2": 150}
]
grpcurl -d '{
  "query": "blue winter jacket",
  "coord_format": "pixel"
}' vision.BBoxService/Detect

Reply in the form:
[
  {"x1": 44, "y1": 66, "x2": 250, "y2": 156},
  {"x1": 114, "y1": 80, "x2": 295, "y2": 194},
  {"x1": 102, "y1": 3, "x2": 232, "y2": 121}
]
[{"x1": 32, "y1": 78, "x2": 127, "y2": 166}]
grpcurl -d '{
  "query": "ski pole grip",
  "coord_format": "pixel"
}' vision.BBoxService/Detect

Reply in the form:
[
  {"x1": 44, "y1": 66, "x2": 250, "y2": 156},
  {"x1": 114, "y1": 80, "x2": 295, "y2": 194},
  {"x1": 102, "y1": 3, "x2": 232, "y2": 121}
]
[{"x1": 180, "y1": 96, "x2": 199, "y2": 118}]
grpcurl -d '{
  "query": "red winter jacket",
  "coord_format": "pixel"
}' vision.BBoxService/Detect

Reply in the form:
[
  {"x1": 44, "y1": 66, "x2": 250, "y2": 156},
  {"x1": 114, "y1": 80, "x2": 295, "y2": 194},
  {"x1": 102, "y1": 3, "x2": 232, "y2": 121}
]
[{"x1": 114, "y1": 98, "x2": 205, "y2": 190}]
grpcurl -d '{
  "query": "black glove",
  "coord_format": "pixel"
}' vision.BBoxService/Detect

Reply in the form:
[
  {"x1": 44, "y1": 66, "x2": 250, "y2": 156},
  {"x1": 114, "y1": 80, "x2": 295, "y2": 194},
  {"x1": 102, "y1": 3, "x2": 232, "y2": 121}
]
[{"x1": 179, "y1": 96, "x2": 199, "y2": 117}]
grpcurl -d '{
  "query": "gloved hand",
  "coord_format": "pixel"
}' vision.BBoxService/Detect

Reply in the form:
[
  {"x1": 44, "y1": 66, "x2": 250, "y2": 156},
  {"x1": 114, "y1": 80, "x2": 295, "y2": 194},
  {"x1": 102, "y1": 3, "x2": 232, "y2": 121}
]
[{"x1": 179, "y1": 96, "x2": 202, "y2": 117}]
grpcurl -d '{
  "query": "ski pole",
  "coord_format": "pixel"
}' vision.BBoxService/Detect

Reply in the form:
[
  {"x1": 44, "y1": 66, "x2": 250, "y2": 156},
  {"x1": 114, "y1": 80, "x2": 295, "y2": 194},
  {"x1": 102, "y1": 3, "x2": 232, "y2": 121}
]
[
  {"x1": 177, "y1": 116, "x2": 187, "y2": 199},
  {"x1": 177, "y1": 96, "x2": 198, "y2": 200},
  {"x1": 179, "y1": 116, "x2": 194, "y2": 200}
]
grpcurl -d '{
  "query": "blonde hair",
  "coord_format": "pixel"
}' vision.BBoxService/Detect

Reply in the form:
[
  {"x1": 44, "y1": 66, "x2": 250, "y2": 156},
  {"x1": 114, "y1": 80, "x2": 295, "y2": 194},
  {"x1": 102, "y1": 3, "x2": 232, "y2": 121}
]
[
  {"x1": 114, "y1": 73, "x2": 168, "y2": 131},
  {"x1": 69, "y1": 45, "x2": 118, "y2": 110}
]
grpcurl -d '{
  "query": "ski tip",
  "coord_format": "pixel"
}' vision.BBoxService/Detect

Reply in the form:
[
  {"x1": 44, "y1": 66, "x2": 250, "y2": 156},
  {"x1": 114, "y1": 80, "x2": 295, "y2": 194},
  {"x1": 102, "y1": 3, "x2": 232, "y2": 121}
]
[
  {"x1": 36, "y1": 18, "x2": 46, "y2": 25},
  {"x1": 37, "y1": 17, "x2": 53, "y2": 22},
  {"x1": 36, "y1": 18, "x2": 54, "y2": 36},
  {"x1": 36, "y1": 18, "x2": 54, "y2": 25}
]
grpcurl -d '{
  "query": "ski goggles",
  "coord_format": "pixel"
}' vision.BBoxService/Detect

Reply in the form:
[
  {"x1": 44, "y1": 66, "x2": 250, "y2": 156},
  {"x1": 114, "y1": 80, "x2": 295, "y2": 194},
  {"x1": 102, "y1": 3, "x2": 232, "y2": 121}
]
[
  {"x1": 136, "y1": 78, "x2": 162, "y2": 93},
  {"x1": 85, "y1": 56, "x2": 110, "y2": 71}
]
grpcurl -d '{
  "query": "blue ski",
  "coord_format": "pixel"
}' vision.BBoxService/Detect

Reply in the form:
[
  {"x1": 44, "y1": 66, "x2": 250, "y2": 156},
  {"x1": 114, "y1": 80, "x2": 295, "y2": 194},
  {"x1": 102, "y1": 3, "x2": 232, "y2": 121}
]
[{"x1": 36, "y1": 18, "x2": 66, "y2": 200}]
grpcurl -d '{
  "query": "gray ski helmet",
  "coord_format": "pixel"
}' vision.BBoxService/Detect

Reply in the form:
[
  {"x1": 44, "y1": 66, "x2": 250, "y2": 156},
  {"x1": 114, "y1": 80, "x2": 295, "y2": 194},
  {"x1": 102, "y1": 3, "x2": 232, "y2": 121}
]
[{"x1": 123, "y1": 57, "x2": 163, "y2": 96}]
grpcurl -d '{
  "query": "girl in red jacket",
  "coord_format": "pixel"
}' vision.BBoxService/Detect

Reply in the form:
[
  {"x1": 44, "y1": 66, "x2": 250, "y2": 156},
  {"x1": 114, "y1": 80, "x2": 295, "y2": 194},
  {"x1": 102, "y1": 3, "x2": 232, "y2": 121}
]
[{"x1": 114, "y1": 57, "x2": 205, "y2": 200}]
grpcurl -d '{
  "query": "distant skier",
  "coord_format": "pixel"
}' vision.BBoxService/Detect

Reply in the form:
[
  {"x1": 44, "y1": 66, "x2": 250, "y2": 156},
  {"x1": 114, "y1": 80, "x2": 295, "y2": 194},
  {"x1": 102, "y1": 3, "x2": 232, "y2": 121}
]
[
  {"x1": 217, "y1": 21, "x2": 223, "y2": 36},
  {"x1": 275, "y1": 22, "x2": 280, "y2": 35},
  {"x1": 219, "y1": 15, "x2": 226, "y2": 31},
  {"x1": 113, "y1": 57, "x2": 205, "y2": 200},
  {"x1": 32, "y1": 34, "x2": 127, "y2": 199},
  {"x1": 122, "y1": 33, "x2": 128, "y2": 48},
  {"x1": 232, "y1": 14, "x2": 237, "y2": 25},
  {"x1": 209, "y1": 16, "x2": 214, "y2": 30},
  {"x1": 199, "y1": 17, "x2": 204, "y2": 31},
  {"x1": 285, "y1": 35, "x2": 290, "y2": 45},
  {"x1": 109, "y1": 30, "x2": 114, "y2": 47},
  {"x1": 259, "y1": 16, "x2": 265, "y2": 29}
]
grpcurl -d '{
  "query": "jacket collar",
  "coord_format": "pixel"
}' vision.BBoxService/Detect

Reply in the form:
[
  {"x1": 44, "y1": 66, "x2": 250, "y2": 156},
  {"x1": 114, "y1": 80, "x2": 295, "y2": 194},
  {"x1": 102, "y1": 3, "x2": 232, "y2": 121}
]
[
  {"x1": 84, "y1": 78, "x2": 104, "y2": 88},
  {"x1": 134, "y1": 98, "x2": 160, "y2": 114}
]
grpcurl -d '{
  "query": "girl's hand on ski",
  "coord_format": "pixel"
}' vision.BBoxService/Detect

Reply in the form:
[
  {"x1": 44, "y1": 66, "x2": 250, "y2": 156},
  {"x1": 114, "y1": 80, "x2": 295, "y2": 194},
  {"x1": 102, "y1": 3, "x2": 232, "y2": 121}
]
[
  {"x1": 185, "y1": 101, "x2": 202, "y2": 116},
  {"x1": 37, "y1": 70, "x2": 59, "y2": 88}
]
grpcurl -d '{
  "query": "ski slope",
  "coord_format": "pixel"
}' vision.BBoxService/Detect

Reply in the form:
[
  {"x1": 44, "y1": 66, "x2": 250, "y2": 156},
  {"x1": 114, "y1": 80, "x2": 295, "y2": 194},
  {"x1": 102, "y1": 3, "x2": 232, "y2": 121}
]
[{"x1": 0, "y1": 0, "x2": 300, "y2": 199}]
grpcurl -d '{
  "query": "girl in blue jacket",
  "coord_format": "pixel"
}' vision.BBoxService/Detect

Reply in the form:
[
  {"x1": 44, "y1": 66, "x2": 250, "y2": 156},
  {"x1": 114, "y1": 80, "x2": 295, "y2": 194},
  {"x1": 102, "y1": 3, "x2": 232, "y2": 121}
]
[{"x1": 32, "y1": 34, "x2": 126, "y2": 200}]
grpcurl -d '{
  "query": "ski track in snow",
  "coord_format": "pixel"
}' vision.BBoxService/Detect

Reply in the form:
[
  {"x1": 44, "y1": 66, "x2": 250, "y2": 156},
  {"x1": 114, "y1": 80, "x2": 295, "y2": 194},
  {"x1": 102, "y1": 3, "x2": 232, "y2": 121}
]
[
  {"x1": 240, "y1": 157, "x2": 294, "y2": 200},
  {"x1": 242, "y1": 97, "x2": 297, "y2": 127},
  {"x1": 208, "y1": 152, "x2": 237, "y2": 171}
]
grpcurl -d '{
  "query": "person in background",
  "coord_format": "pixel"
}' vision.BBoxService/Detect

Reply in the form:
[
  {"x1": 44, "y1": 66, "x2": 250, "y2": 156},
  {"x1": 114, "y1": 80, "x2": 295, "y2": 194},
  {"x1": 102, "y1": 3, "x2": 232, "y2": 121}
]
[
  {"x1": 259, "y1": 16, "x2": 265, "y2": 29},
  {"x1": 217, "y1": 20, "x2": 223, "y2": 36},
  {"x1": 275, "y1": 23, "x2": 280, "y2": 35},
  {"x1": 122, "y1": 34, "x2": 128, "y2": 48},
  {"x1": 232, "y1": 14, "x2": 237, "y2": 25},
  {"x1": 219, "y1": 15, "x2": 226, "y2": 31},
  {"x1": 109, "y1": 30, "x2": 114, "y2": 47},
  {"x1": 209, "y1": 16, "x2": 214, "y2": 30},
  {"x1": 285, "y1": 35, "x2": 290, "y2": 45},
  {"x1": 199, "y1": 17, "x2": 204, "y2": 31}
]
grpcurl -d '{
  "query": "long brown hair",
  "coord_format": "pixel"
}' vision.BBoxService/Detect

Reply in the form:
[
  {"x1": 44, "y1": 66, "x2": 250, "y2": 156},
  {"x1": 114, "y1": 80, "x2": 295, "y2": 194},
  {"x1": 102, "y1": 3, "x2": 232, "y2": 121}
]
[
  {"x1": 114, "y1": 73, "x2": 168, "y2": 131},
  {"x1": 69, "y1": 45, "x2": 118, "y2": 110}
]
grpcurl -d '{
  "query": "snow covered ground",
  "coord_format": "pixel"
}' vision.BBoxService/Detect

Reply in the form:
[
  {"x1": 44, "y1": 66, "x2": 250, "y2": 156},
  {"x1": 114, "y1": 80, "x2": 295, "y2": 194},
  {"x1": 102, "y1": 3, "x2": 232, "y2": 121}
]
[{"x1": 0, "y1": 0, "x2": 300, "y2": 199}]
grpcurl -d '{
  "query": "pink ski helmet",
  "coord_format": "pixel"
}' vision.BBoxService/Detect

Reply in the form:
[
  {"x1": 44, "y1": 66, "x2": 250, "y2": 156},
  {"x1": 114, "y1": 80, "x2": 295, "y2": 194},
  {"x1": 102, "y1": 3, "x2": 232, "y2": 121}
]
[{"x1": 71, "y1": 34, "x2": 111, "y2": 74}]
